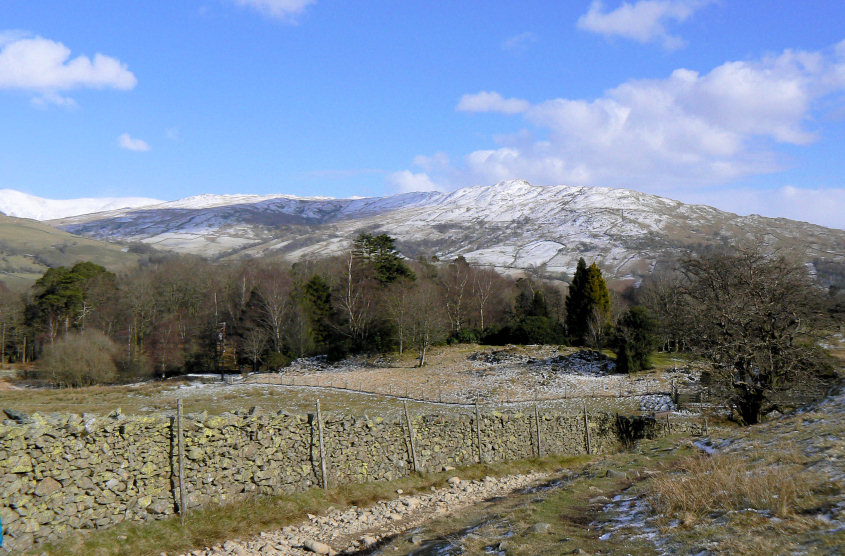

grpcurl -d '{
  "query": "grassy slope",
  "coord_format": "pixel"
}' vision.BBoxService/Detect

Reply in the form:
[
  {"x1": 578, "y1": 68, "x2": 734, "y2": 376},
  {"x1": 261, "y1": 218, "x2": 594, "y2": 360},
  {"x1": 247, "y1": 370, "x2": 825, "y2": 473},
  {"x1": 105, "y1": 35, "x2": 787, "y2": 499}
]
[{"x1": 0, "y1": 214, "x2": 141, "y2": 287}]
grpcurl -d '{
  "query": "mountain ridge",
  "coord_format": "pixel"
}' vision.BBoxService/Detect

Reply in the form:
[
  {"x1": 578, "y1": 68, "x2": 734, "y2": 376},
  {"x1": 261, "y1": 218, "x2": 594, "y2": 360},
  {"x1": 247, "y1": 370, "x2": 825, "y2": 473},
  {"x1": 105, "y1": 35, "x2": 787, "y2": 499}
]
[{"x1": 48, "y1": 180, "x2": 845, "y2": 285}]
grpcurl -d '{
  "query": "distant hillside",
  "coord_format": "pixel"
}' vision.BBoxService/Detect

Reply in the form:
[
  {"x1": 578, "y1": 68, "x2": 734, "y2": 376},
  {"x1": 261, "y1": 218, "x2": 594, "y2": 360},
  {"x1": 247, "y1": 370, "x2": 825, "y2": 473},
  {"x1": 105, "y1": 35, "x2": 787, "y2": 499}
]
[
  {"x1": 0, "y1": 189, "x2": 162, "y2": 221},
  {"x1": 0, "y1": 214, "x2": 144, "y2": 288},
  {"x1": 53, "y1": 180, "x2": 845, "y2": 287}
]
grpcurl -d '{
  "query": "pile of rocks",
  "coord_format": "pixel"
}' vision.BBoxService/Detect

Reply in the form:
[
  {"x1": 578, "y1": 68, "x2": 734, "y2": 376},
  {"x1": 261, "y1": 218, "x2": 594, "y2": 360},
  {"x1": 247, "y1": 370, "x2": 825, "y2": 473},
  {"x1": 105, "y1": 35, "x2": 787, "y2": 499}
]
[
  {"x1": 542, "y1": 350, "x2": 616, "y2": 375},
  {"x1": 639, "y1": 394, "x2": 676, "y2": 414}
]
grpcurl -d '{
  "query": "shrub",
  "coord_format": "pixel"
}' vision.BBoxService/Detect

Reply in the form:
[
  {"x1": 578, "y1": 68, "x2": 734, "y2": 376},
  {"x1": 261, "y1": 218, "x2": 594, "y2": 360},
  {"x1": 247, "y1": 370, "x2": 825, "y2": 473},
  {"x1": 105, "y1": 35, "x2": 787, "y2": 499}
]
[
  {"x1": 447, "y1": 328, "x2": 482, "y2": 345},
  {"x1": 38, "y1": 330, "x2": 119, "y2": 387},
  {"x1": 482, "y1": 316, "x2": 566, "y2": 345},
  {"x1": 611, "y1": 306, "x2": 659, "y2": 373},
  {"x1": 264, "y1": 351, "x2": 291, "y2": 370}
]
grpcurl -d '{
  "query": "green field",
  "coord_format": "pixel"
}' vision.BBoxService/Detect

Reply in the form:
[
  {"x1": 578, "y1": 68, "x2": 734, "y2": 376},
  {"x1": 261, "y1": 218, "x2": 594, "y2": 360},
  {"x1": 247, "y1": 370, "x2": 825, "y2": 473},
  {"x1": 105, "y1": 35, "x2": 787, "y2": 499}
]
[{"x1": 0, "y1": 214, "x2": 142, "y2": 287}]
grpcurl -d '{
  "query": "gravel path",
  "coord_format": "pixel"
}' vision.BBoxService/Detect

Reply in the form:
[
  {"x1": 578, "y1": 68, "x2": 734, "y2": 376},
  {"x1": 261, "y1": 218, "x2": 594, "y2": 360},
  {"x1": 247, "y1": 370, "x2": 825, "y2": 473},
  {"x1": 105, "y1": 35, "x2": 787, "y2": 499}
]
[{"x1": 179, "y1": 472, "x2": 549, "y2": 556}]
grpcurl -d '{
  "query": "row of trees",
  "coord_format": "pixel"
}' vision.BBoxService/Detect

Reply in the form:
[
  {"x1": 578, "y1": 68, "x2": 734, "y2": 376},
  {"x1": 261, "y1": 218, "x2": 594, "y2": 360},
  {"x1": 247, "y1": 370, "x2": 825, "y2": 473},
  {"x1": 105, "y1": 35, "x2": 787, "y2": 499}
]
[
  {"x1": 2, "y1": 234, "x2": 838, "y2": 426},
  {"x1": 0, "y1": 234, "x2": 594, "y2": 384}
]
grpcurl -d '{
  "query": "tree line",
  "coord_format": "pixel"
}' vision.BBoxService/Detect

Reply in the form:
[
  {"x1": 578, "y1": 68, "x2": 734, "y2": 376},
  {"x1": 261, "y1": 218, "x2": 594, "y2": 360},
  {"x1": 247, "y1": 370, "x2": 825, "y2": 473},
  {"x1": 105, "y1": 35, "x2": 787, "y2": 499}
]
[
  {"x1": 0, "y1": 234, "x2": 587, "y2": 383},
  {"x1": 1, "y1": 234, "x2": 839, "y2": 425}
]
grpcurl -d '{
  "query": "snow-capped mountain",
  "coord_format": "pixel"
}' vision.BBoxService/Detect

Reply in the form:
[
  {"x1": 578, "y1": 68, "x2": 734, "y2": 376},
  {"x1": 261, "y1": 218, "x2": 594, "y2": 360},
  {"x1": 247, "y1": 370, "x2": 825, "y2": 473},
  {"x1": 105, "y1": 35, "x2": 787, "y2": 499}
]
[
  {"x1": 0, "y1": 189, "x2": 163, "y2": 221},
  {"x1": 52, "y1": 180, "x2": 845, "y2": 283}
]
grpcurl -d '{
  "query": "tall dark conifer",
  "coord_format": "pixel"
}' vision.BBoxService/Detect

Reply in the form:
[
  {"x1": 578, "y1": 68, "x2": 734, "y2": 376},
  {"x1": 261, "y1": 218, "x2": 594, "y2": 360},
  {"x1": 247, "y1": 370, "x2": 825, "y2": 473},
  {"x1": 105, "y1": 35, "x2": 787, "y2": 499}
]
[{"x1": 565, "y1": 258, "x2": 611, "y2": 344}]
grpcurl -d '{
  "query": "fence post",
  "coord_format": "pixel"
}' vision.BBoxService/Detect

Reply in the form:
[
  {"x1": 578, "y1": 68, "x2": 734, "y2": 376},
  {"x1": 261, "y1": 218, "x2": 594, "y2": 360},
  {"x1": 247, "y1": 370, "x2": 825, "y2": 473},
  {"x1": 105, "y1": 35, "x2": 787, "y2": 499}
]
[
  {"x1": 404, "y1": 401, "x2": 419, "y2": 473},
  {"x1": 475, "y1": 398, "x2": 483, "y2": 464},
  {"x1": 176, "y1": 398, "x2": 187, "y2": 523},
  {"x1": 583, "y1": 401, "x2": 591, "y2": 455},
  {"x1": 316, "y1": 400, "x2": 328, "y2": 489}
]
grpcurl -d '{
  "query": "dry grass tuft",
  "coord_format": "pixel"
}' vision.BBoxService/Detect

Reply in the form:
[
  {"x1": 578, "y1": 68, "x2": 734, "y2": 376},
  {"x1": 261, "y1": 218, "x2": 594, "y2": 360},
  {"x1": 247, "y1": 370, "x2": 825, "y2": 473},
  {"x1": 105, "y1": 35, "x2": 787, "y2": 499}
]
[{"x1": 648, "y1": 452, "x2": 823, "y2": 518}]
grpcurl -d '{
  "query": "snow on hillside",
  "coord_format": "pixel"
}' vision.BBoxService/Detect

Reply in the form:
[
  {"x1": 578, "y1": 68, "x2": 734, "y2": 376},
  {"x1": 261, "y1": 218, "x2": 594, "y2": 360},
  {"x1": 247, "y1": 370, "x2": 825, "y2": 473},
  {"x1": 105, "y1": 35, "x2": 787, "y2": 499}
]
[
  {"x1": 0, "y1": 189, "x2": 163, "y2": 221},
  {"x1": 42, "y1": 180, "x2": 845, "y2": 281}
]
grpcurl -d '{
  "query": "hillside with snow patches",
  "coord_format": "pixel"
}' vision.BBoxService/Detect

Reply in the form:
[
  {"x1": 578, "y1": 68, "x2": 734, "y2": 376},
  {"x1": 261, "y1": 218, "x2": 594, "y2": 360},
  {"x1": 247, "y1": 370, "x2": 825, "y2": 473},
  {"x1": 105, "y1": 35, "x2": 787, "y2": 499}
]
[{"x1": 46, "y1": 180, "x2": 845, "y2": 283}]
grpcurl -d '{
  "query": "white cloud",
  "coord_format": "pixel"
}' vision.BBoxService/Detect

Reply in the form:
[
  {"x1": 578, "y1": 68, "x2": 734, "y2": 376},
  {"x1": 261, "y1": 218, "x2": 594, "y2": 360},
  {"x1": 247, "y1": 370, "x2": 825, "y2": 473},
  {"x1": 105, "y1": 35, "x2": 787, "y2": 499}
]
[
  {"x1": 502, "y1": 32, "x2": 538, "y2": 52},
  {"x1": 440, "y1": 43, "x2": 845, "y2": 190},
  {"x1": 30, "y1": 91, "x2": 77, "y2": 109},
  {"x1": 386, "y1": 171, "x2": 443, "y2": 193},
  {"x1": 457, "y1": 91, "x2": 530, "y2": 114},
  {"x1": 0, "y1": 34, "x2": 136, "y2": 105},
  {"x1": 231, "y1": 0, "x2": 315, "y2": 20},
  {"x1": 118, "y1": 133, "x2": 150, "y2": 152},
  {"x1": 395, "y1": 42, "x2": 845, "y2": 227},
  {"x1": 682, "y1": 186, "x2": 845, "y2": 229},
  {"x1": 577, "y1": 1, "x2": 711, "y2": 49}
]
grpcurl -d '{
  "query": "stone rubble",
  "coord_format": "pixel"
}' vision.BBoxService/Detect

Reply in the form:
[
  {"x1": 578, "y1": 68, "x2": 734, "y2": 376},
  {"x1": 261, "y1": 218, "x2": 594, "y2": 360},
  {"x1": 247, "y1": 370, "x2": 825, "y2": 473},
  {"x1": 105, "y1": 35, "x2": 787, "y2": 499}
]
[{"x1": 181, "y1": 472, "x2": 548, "y2": 556}]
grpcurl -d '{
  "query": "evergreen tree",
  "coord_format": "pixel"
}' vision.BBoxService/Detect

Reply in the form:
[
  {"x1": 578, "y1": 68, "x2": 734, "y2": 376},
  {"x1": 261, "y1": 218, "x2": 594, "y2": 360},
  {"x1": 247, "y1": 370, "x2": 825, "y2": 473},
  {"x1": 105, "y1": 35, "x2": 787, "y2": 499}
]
[
  {"x1": 531, "y1": 290, "x2": 550, "y2": 318},
  {"x1": 611, "y1": 306, "x2": 659, "y2": 373},
  {"x1": 353, "y1": 233, "x2": 416, "y2": 285},
  {"x1": 564, "y1": 258, "x2": 611, "y2": 344},
  {"x1": 303, "y1": 274, "x2": 334, "y2": 348},
  {"x1": 29, "y1": 262, "x2": 114, "y2": 338}
]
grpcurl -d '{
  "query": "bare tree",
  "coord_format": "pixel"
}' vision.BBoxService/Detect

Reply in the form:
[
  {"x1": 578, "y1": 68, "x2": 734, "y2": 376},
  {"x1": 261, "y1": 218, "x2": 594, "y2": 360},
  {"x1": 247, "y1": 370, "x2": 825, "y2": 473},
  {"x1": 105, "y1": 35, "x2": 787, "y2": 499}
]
[
  {"x1": 408, "y1": 280, "x2": 447, "y2": 367},
  {"x1": 584, "y1": 306, "x2": 610, "y2": 351},
  {"x1": 638, "y1": 270, "x2": 685, "y2": 352},
  {"x1": 336, "y1": 251, "x2": 377, "y2": 344},
  {"x1": 676, "y1": 246, "x2": 833, "y2": 424},
  {"x1": 240, "y1": 327, "x2": 269, "y2": 372},
  {"x1": 253, "y1": 264, "x2": 293, "y2": 353},
  {"x1": 471, "y1": 267, "x2": 497, "y2": 330},
  {"x1": 385, "y1": 277, "x2": 414, "y2": 354},
  {"x1": 441, "y1": 257, "x2": 471, "y2": 332}
]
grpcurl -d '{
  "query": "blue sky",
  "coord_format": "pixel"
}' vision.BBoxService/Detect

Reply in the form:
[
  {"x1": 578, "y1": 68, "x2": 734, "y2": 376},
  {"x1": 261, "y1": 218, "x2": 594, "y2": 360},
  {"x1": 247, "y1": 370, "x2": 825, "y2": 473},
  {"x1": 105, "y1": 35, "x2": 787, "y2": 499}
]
[{"x1": 1, "y1": 1, "x2": 845, "y2": 228}]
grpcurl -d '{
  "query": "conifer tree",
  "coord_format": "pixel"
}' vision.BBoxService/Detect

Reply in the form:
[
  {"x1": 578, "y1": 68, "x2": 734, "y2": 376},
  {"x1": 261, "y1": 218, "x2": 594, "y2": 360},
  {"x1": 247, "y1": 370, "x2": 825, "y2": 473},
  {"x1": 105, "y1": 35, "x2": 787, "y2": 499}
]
[
  {"x1": 303, "y1": 274, "x2": 334, "y2": 348},
  {"x1": 611, "y1": 306, "x2": 659, "y2": 373},
  {"x1": 353, "y1": 233, "x2": 415, "y2": 285},
  {"x1": 565, "y1": 258, "x2": 611, "y2": 344}
]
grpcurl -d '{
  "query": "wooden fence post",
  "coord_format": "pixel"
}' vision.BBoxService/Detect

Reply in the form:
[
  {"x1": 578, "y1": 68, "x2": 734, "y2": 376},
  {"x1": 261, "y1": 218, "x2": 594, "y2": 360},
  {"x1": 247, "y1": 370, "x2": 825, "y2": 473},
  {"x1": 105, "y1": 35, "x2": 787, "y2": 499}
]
[
  {"x1": 316, "y1": 400, "x2": 328, "y2": 489},
  {"x1": 583, "y1": 401, "x2": 591, "y2": 455},
  {"x1": 475, "y1": 398, "x2": 483, "y2": 464},
  {"x1": 404, "y1": 401, "x2": 419, "y2": 473},
  {"x1": 176, "y1": 398, "x2": 187, "y2": 523}
]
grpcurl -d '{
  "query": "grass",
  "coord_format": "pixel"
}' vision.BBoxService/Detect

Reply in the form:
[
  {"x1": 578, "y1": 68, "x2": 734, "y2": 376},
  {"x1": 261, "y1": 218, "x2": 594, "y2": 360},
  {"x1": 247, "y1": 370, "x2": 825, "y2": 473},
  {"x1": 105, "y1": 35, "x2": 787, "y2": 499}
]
[
  {"x1": 35, "y1": 455, "x2": 590, "y2": 556},
  {"x1": 647, "y1": 451, "x2": 825, "y2": 519},
  {"x1": 2, "y1": 342, "x2": 676, "y2": 417},
  {"x1": 0, "y1": 214, "x2": 142, "y2": 286}
]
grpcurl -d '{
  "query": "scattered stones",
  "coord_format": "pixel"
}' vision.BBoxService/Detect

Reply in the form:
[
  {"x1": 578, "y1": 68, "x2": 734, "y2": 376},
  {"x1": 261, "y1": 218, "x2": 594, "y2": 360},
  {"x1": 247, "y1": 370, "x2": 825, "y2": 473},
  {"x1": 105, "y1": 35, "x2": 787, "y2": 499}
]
[
  {"x1": 186, "y1": 472, "x2": 547, "y2": 556},
  {"x1": 447, "y1": 476, "x2": 462, "y2": 487}
]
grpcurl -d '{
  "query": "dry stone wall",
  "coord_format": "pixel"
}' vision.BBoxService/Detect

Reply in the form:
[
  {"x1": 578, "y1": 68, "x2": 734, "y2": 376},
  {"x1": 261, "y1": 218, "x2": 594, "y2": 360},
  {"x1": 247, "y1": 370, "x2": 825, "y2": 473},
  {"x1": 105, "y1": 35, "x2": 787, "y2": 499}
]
[{"x1": 0, "y1": 407, "x2": 702, "y2": 552}]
